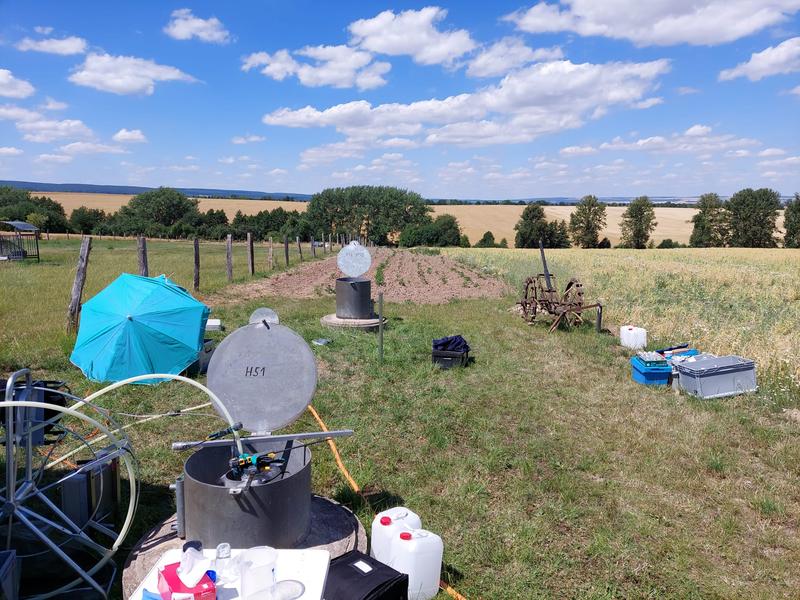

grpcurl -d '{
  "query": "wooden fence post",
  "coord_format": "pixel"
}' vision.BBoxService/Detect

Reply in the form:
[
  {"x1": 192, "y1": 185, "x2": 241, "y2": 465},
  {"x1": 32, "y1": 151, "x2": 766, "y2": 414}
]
[
  {"x1": 226, "y1": 234, "x2": 233, "y2": 282},
  {"x1": 66, "y1": 236, "x2": 92, "y2": 333},
  {"x1": 246, "y1": 232, "x2": 254, "y2": 276},
  {"x1": 268, "y1": 236, "x2": 274, "y2": 270},
  {"x1": 193, "y1": 238, "x2": 200, "y2": 291},
  {"x1": 297, "y1": 237, "x2": 303, "y2": 261},
  {"x1": 137, "y1": 236, "x2": 148, "y2": 277},
  {"x1": 283, "y1": 236, "x2": 289, "y2": 267},
  {"x1": 311, "y1": 236, "x2": 316, "y2": 258},
  {"x1": 66, "y1": 230, "x2": 70, "y2": 240}
]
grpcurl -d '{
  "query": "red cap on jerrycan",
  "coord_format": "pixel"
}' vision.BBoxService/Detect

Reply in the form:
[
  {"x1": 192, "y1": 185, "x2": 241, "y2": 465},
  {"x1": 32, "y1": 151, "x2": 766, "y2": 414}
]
[{"x1": 380, "y1": 516, "x2": 392, "y2": 526}]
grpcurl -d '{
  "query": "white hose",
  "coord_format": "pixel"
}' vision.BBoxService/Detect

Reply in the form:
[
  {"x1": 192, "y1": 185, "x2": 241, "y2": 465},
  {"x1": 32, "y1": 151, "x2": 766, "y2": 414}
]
[
  {"x1": 67, "y1": 373, "x2": 244, "y2": 454},
  {"x1": 45, "y1": 402, "x2": 211, "y2": 470},
  {"x1": 0, "y1": 400, "x2": 138, "y2": 599}
]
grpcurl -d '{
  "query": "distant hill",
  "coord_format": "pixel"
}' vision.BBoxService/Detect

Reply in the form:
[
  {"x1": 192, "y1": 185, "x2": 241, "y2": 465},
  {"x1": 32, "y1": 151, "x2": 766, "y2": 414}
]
[{"x1": 0, "y1": 180, "x2": 311, "y2": 201}]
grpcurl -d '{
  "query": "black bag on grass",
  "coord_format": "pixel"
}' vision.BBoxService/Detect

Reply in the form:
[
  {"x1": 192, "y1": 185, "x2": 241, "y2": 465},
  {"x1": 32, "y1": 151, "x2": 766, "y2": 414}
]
[{"x1": 323, "y1": 550, "x2": 408, "y2": 600}]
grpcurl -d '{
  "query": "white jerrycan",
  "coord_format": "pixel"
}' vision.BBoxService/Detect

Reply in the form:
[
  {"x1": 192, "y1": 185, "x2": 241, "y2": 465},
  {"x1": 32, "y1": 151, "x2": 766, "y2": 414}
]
[
  {"x1": 370, "y1": 506, "x2": 422, "y2": 563},
  {"x1": 390, "y1": 528, "x2": 443, "y2": 600},
  {"x1": 620, "y1": 325, "x2": 647, "y2": 350}
]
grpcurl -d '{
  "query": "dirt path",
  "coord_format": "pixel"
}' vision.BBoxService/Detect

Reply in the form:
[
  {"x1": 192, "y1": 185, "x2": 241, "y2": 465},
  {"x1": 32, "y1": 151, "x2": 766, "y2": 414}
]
[{"x1": 207, "y1": 248, "x2": 510, "y2": 306}]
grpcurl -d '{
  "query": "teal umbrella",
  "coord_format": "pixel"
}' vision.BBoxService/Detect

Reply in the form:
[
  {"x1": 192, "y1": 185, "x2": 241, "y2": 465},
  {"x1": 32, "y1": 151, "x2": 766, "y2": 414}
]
[{"x1": 70, "y1": 273, "x2": 210, "y2": 383}]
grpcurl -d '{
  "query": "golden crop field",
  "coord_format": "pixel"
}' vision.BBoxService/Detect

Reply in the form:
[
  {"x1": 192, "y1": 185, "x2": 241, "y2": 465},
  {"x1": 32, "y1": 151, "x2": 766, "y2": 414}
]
[
  {"x1": 41, "y1": 192, "x2": 308, "y2": 219},
  {"x1": 42, "y1": 191, "x2": 785, "y2": 247}
]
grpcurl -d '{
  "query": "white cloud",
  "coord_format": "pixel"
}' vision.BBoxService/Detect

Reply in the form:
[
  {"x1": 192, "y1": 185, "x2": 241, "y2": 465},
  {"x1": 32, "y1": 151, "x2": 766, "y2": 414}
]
[
  {"x1": 299, "y1": 140, "x2": 365, "y2": 165},
  {"x1": 0, "y1": 104, "x2": 40, "y2": 122},
  {"x1": 231, "y1": 134, "x2": 265, "y2": 144},
  {"x1": 0, "y1": 147, "x2": 23, "y2": 156},
  {"x1": 758, "y1": 155, "x2": 800, "y2": 168},
  {"x1": 758, "y1": 147, "x2": 786, "y2": 156},
  {"x1": 726, "y1": 149, "x2": 751, "y2": 157},
  {"x1": 719, "y1": 36, "x2": 800, "y2": 81},
  {"x1": 676, "y1": 86, "x2": 700, "y2": 95},
  {"x1": 633, "y1": 97, "x2": 663, "y2": 109},
  {"x1": 34, "y1": 26, "x2": 53, "y2": 35},
  {"x1": 792, "y1": 84, "x2": 800, "y2": 95},
  {"x1": 597, "y1": 125, "x2": 759, "y2": 155},
  {"x1": 60, "y1": 141, "x2": 127, "y2": 154},
  {"x1": 349, "y1": 7, "x2": 476, "y2": 65},
  {"x1": 36, "y1": 153, "x2": 72, "y2": 163},
  {"x1": 164, "y1": 8, "x2": 231, "y2": 44},
  {"x1": 0, "y1": 69, "x2": 35, "y2": 99},
  {"x1": 685, "y1": 124, "x2": 711, "y2": 136},
  {"x1": 41, "y1": 97, "x2": 67, "y2": 111},
  {"x1": 168, "y1": 164, "x2": 200, "y2": 172},
  {"x1": 17, "y1": 118, "x2": 93, "y2": 142},
  {"x1": 16, "y1": 36, "x2": 87, "y2": 55},
  {"x1": 560, "y1": 145, "x2": 597, "y2": 155},
  {"x1": 69, "y1": 53, "x2": 196, "y2": 95},
  {"x1": 112, "y1": 128, "x2": 147, "y2": 143},
  {"x1": 268, "y1": 168, "x2": 288, "y2": 176},
  {"x1": 242, "y1": 45, "x2": 390, "y2": 90},
  {"x1": 504, "y1": 1, "x2": 800, "y2": 46},
  {"x1": 264, "y1": 58, "x2": 670, "y2": 147},
  {"x1": 218, "y1": 156, "x2": 235, "y2": 164},
  {"x1": 184, "y1": 155, "x2": 196, "y2": 161},
  {"x1": 467, "y1": 37, "x2": 563, "y2": 77}
]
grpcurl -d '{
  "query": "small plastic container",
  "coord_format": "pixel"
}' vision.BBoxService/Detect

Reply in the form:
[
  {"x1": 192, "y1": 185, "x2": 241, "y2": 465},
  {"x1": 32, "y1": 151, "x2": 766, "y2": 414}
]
[
  {"x1": 630, "y1": 355, "x2": 672, "y2": 385},
  {"x1": 240, "y1": 546, "x2": 278, "y2": 600},
  {"x1": 371, "y1": 507, "x2": 422, "y2": 563},
  {"x1": 390, "y1": 528, "x2": 443, "y2": 600},
  {"x1": 620, "y1": 326, "x2": 647, "y2": 350}
]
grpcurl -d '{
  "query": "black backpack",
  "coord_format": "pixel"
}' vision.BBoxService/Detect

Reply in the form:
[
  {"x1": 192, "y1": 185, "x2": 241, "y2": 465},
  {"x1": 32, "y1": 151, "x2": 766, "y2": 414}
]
[{"x1": 324, "y1": 550, "x2": 408, "y2": 600}]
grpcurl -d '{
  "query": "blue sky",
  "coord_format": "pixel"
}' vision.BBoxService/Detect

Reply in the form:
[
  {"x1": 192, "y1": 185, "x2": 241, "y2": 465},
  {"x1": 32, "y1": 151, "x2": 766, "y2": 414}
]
[{"x1": 0, "y1": 1, "x2": 798, "y2": 199}]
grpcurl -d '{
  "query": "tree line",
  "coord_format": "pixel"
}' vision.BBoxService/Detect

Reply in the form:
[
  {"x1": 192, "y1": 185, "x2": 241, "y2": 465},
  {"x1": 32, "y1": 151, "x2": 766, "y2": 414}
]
[
  {"x1": 2, "y1": 184, "x2": 798, "y2": 249},
  {"x1": 511, "y1": 188, "x2": 800, "y2": 249}
]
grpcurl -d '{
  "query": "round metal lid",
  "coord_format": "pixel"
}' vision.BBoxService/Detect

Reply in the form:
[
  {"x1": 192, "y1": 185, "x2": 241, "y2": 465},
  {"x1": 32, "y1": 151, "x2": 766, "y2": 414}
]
[
  {"x1": 337, "y1": 242, "x2": 372, "y2": 278},
  {"x1": 207, "y1": 322, "x2": 317, "y2": 433},
  {"x1": 248, "y1": 307, "x2": 280, "y2": 325}
]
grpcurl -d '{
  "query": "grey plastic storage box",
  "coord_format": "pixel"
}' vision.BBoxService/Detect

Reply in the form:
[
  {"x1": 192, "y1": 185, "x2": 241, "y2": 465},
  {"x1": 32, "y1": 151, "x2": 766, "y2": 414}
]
[{"x1": 676, "y1": 355, "x2": 757, "y2": 399}]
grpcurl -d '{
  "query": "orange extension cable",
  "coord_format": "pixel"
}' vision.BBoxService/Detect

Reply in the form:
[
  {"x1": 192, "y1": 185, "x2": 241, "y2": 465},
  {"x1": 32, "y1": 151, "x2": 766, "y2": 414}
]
[{"x1": 306, "y1": 404, "x2": 470, "y2": 600}]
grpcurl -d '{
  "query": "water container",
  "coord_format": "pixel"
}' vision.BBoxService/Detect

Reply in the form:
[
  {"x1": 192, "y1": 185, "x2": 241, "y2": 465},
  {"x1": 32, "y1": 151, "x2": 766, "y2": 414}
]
[
  {"x1": 370, "y1": 507, "x2": 422, "y2": 563},
  {"x1": 620, "y1": 326, "x2": 647, "y2": 350},
  {"x1": 390, "y1": 528, "x2": 443, "y2": 600},
  {"x1": 240, "y1": 546, "x2": 277, "y2": 599}
]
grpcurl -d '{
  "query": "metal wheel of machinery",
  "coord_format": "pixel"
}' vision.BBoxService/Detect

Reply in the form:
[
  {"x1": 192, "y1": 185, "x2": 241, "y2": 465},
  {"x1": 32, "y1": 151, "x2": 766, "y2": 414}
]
[{"x1": 0, "y1": 369, "x2": 139, "y2": 599}]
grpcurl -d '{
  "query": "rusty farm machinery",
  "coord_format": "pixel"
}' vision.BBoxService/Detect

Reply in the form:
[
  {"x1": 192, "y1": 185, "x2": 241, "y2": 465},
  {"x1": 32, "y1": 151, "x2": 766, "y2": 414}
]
[{"x1": 517, "y1": 241, "x2": 603, "y2": 333}]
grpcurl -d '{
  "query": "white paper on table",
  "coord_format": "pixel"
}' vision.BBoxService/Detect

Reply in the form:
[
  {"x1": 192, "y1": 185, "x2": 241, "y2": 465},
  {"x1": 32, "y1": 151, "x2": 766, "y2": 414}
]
[{"x1": 129, "y1": 547, "x2": 330, "y2": 600}]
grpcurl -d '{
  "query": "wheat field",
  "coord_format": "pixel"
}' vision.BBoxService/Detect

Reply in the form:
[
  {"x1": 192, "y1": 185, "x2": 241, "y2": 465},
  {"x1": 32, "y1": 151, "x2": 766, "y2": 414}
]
[{"x1": 41, "y1": 191, "x2": 786, "y2": 247}]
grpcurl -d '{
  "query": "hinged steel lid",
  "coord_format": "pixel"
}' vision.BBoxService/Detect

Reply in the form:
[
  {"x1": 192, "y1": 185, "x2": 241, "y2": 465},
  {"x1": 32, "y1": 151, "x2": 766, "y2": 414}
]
[
  {"x1": 337, "y1": 241, "x2": 372, "y2": 278},
  {"x1": 207, "y1": 322, "x2": 317, "y2": 433}
]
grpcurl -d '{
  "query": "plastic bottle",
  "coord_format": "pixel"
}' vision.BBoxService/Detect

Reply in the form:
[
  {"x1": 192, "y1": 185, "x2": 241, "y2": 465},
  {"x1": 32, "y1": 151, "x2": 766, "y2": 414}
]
[
  {"x1": 370, "y1": 507, "x2": 423, "y2": 563},
  {"x1": 390, "y1": 528, "x2": 443, "y2": 600},
  {"x1": 240, "y1": 546, "x2": 278, "y2": 599}
]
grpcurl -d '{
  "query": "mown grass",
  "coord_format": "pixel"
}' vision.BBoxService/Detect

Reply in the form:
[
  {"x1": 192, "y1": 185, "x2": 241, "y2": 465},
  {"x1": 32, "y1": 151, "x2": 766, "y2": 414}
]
[
  {"x1": 0, "y1": 238, "x2": 321, "y2": 372},
  {"x1": 2, "y1": 245, "x2": 800, "y2": 598}
]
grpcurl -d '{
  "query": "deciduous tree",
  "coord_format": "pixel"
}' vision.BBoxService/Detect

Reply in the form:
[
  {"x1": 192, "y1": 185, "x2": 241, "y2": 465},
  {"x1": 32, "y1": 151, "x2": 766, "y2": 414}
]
[
  {"x1": 568, "y1": 195, "x2": 607, "y2": 248},
  {"x1": 726, "y1": 188, "x2": 781, "y2": 247},
  {"x1": 620, "y1": 196, "x2": 657, "y2": 249}
]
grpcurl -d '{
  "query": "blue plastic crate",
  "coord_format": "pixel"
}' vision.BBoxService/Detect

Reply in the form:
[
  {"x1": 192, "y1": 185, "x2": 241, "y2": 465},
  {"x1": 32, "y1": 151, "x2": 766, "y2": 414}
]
[{"x1": 631, "y1": 355, "x2": 672, "y2": 386}]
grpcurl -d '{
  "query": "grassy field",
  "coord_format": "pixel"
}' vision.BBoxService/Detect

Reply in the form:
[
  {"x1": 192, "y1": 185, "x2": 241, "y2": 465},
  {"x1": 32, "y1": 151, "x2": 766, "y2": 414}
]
[
  {"x1": 2, "y1": 241, "x2": 800, "y2": 598},
  {"x1": 38, "y1": 191, "x2": 770, "y2": 247}
]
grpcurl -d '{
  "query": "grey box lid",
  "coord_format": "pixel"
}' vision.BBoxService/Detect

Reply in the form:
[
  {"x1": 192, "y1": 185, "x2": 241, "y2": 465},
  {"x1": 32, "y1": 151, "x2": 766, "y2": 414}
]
[{"x1": 675, "y1": 355, "x2": 754, "y2": 374}]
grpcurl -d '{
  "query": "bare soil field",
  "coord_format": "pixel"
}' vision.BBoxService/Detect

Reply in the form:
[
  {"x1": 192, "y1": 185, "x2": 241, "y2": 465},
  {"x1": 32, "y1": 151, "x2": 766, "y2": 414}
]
[{"x1": 208, "y1": 248, "x2": 510, "y2": 306}]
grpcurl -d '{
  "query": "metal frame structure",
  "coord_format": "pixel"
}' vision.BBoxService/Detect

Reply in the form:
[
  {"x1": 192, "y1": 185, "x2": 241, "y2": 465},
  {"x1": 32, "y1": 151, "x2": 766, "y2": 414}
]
[
  {"x1": 1, "y1": 369, "x2": 139, "y2": 599},
  {"x1": 518, "y1": 241, "x2": 602, "y2": 333},
  {"x1": 0, "y1": 222, "x2": 39, "y2": 263}
]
